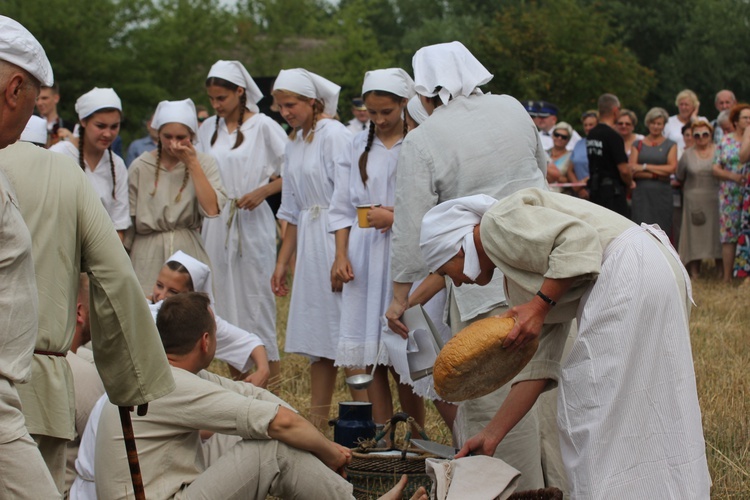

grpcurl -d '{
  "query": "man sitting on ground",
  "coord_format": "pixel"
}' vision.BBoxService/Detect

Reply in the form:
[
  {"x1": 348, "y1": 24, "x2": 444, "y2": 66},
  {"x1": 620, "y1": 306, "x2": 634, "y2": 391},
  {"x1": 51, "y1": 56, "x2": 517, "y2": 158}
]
[{"x1": 94, "y1": 292, "x2": 426, "y2": 500}]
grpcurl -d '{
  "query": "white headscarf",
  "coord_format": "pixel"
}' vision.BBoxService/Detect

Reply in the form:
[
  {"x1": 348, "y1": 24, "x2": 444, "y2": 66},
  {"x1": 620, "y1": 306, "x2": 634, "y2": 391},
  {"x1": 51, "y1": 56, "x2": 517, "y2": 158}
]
[
  {"x1": 420, "y1": 194, "x2": 498, "y2": 279},
  {"x1": 151, "y1": 98, "x2": 199, "y2": 135},
  {"x1": 361, "y1": 68, "x2": 415, "y2": 99},
  {"x1": 0, "y1": 16, "x2": 53, "y2": 86},
  {"x1": 75, "y1": 88, "x2": 122, "y2": 121},
  {"x1": 165, "y1": 251, "x2": 214, "y2": 304},
  {"x1": 273, "y1": 68, "x2": 340, "y2": 117},
  {"x1": 20, "y1": 115, "x2": 47, "y2": 145},
  {"x1": 207, "y1": 60, "x2": 263, "y2": 113},
  {"x1": 412, "y1": 41, "x2": 492, "y2": 106},
  {"x1": 406, "y1": 95, "x2": 429, "y2": 126}
]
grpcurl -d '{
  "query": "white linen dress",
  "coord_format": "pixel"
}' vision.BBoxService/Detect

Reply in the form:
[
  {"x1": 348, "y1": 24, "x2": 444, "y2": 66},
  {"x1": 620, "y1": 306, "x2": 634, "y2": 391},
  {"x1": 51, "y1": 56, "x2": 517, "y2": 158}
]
[
  {"x1": 50, "y1": 140, "x2": 130, "y2": 231},
  {"x1": 328, "y1": 131, "x2": 449, "y2": 397},
  {"x1": 277, "y1": 119, "x2": 352, "y2": 360},
  {"x1": 198, "y1": 114, "x2": 287, "y2": 361}
]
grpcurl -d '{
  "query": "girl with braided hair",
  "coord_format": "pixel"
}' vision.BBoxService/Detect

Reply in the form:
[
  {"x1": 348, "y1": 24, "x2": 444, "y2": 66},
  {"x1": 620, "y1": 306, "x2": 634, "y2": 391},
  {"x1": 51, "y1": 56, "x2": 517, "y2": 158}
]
[
  {"x1": 127, "y1": 98, "x2": 226, "y2": 294},
  {"x1": 328, "y1": 69, "x2": 450, "y2": 429},
  {"x1": 198, "y1": 61, "x2": 287, "y2": 383},
  {"x1": 270, "y1": 69, "x2": 358, "y2": 429},
  {"x1": 50, "y1": 87, "x2": 130, "y2": 240}
]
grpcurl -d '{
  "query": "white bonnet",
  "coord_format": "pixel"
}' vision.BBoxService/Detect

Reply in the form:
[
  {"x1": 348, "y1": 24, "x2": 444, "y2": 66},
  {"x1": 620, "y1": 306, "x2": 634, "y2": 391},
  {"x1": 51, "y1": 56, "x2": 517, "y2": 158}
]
[
  {"x1": 20, "y1": 115, "x2": 48, "y2": 145},
  {"x1": 412, "y1": 41, "x2": 492, "y2": 105},
  {"x1": 151, "y1": 98, "x2": 199, "y2": 135},
  {"x1": 207, "y1": 60, "x2": 263, "y2": 113},
  {"x1": 75, "y1": 88, "x2": 122, "y2": 121},
  {"x1": 361, "y1": 68, "x2": 415, "y2": 99},
  {"x1": 273, "y1": 68, "x2": 341, "y2": 117}
]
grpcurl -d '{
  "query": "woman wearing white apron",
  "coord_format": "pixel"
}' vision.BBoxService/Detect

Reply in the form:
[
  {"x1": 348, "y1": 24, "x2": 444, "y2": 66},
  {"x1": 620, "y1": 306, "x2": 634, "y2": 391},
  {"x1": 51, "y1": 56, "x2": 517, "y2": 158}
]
[
  {"x1": 270, "y1": 69, "x2": 359, "y2": 429},
  {"x1": 199, "y1": 60, "x2": 287, "y2": 382}
]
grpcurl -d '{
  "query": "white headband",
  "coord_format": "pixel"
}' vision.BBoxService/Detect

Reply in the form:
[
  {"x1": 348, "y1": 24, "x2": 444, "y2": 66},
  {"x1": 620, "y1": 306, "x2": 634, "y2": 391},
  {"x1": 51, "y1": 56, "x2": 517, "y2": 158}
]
[
  {"x1": 207, "y1": 60, "x2": 263, "y2": 113},
  {"x1": 413, "y1": 41, "x2": 492, "y2": 105},
  {"x1": 165, "y1": 251, "x2": 214, "y2": 304},
  {"x1": 20, "y1": 115, "x2": 48, "y2": 145},
  {"x1": 0, "y1": 16, "x2": 53, "y2": 86},
  {"x1": 420, "y1": 194, "x2": 498, "y2": 278},
  {"x1": 361, "y1": 68, "x2": 415, "y2": 99},
  {"x1": 273, "y1": 68, "x2": 340, "y2": 117},
  {"x1": 151, "y1": 98, "x2": 199, "y2": 135},
  {"x1": 75, "y1": 87, "x2": 122, "y2": 121},
  {"x1": 406, "y1": 95, "x2": 429, "y2": 125}
]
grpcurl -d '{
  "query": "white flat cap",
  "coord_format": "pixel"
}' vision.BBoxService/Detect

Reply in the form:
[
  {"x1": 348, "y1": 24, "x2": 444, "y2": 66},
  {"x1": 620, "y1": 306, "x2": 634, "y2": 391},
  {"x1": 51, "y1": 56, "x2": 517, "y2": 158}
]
[{"x1": 0, "y1": 16, "x2": 54, "y2": 86}]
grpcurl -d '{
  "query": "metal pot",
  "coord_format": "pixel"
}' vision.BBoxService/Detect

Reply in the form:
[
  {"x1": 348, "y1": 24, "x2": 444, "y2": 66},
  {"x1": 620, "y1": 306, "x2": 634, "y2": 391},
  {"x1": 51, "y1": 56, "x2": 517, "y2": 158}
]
[{"x1": 329, "y1": 401, "x2": 376, "y2": 448}]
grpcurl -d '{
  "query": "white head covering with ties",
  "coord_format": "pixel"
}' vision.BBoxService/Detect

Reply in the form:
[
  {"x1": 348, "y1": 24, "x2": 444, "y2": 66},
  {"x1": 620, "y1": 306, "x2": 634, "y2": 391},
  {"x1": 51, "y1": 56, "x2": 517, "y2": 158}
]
[
  {"x1": 273, "y1": 68, "x2": 341, "y2": 117},
  {"x1": 151, "y1": 98, "x2": 199, "y2": 135},
  {"x1": 361, "y1": 68, "x2": 415, "y2": 99},
  {"x1": 165, "y1": 250, "x2": 214, "y2": 304},
  {"x1": 420, "y1": 194, "x2": 498, "y2": 279},
  {"x1": 412, "y1": 41, "x2": 492, "y2": 106},
  {"x1": 75, "y1": 88, "x2": 122, "y2": 121},
  {"x1": 207, "y1": 60, "x2": 263, "y2": 113},
  {"x1": 20, "y1": 115, "x2": 48, "y2": 145},
  {"x1": 406, "y1": 95, "x2": 429, "y2": 126},
  {"x1": 0, "y1": 16, "x2": 54, "y2": 86}
]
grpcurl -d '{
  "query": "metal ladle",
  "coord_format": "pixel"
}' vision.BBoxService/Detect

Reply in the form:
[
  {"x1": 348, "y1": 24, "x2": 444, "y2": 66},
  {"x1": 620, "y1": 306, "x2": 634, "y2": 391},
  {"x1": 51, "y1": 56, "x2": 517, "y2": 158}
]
[{"x1": 345, "y1": 342, "x2": 385, "y2": 390}]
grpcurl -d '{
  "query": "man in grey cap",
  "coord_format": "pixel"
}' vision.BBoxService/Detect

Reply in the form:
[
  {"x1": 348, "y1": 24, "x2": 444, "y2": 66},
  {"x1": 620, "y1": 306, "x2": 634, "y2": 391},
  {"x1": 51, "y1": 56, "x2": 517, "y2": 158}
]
[
  {"x1": 0, "y1": 14, "x2": 63, "y2": 498},
  {"x1": 0, "y1": 15, "x2": 175, "y2": 497}
]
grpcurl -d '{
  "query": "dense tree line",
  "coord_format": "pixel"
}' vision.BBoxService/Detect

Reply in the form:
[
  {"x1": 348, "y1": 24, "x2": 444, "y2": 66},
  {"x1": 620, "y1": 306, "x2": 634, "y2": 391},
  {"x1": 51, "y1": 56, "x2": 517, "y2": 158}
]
[{"x1": 5, "y1": 0, "x2": 749, "y2": 141}]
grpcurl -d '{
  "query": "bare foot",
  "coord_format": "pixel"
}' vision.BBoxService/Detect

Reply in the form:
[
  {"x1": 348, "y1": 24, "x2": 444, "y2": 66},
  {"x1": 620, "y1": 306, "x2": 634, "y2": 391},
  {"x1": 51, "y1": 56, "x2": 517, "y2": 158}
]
[{"x1": 378, "y1": 475, "x2": 429, "y2": 500}]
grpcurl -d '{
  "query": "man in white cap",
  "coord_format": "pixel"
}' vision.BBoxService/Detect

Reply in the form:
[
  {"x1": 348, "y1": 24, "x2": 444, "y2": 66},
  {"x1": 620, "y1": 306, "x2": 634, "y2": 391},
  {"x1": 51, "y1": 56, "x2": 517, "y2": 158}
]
[
  {"x1": 0, "y1": 14, "x2": 63, "y2": 498},
  {"x1": 0, "y1": 15, "x2": 175, "y2": 496},
  {"x1": 386, "y1": 41, "x2": 571, "y2": 493}
]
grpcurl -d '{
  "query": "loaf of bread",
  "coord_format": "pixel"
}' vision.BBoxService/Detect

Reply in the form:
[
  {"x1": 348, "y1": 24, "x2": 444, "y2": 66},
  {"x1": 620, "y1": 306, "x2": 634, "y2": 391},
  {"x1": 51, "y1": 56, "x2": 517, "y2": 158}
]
[{"x1": 433, "y1": 316, "x2": 538, "y2": 402}]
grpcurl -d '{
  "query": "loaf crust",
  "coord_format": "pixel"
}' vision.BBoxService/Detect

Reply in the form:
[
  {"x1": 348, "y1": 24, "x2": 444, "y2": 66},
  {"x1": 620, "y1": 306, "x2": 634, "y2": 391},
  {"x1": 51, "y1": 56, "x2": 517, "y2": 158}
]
[{"x1": 433, "y1": 316, "x2": 539, "y2": 401}]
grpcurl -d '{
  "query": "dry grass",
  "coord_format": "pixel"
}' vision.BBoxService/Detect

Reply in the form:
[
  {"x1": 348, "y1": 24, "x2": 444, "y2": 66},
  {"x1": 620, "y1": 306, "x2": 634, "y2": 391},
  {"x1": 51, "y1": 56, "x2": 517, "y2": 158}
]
[{"x1": 209, "y1": 273, "x2": 750, "y2": 497}]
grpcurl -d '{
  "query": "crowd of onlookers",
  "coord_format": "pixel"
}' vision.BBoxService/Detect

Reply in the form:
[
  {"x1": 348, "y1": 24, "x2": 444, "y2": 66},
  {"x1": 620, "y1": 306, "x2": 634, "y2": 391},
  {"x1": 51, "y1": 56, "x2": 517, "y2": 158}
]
[{"x1": 523, "y1": 89, "x2": 750, "y2": 283}]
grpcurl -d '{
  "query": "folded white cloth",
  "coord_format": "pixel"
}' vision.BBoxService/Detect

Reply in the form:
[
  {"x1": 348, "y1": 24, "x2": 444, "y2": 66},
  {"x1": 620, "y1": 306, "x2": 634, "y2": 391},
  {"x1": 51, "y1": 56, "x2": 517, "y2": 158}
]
[{"x1": 426, "y1": 456, "x2": 521, "y2": 500}]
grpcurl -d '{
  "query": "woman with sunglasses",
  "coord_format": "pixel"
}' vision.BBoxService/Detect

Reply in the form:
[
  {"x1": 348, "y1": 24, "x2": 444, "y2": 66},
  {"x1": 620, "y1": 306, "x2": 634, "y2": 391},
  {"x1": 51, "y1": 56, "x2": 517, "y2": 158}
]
[
  {"x1": 547, "y1": 122, "x2": 573, "y2": 193},
  {"x1": 630, "y1": 107, "x2": 678, "y2": 240},
  {"x1": 615, "y1": 109, "x2": 643, "y2": 158},
  {"x1": 676, "y1": 120, "x2": 721, "y2": 278}
]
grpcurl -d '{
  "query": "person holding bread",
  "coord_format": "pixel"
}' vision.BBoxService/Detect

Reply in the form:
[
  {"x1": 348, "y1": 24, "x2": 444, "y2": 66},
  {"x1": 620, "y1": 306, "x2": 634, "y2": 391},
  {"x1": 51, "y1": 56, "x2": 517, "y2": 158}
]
[{"x1": 420, "y1": 189, "x2": 710, "y2": 499}]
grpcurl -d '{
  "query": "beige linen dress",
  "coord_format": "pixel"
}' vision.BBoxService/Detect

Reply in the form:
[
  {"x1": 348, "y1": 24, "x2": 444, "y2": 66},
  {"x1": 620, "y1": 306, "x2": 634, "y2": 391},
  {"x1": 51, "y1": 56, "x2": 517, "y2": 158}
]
[
  {"x1": 677, "y1": 148, "x2": 722, "y2": 263},
  {"x1": 127, "y1": 151, "x2": 227, "y2": 294}
]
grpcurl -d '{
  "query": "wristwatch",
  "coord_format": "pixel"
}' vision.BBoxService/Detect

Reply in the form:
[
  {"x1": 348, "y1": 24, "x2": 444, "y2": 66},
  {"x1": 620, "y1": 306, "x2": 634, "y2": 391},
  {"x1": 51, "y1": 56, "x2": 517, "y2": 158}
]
[{"x1": 642, "y1": 163, "x2": 647, "y2": 171}]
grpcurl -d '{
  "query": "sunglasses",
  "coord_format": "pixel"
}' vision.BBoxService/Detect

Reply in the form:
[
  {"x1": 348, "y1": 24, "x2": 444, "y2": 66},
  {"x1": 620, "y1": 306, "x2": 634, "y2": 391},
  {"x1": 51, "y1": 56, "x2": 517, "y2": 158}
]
[
  {"x1": 693, "y1": 131, "x2": 710, "y2": 139},
  {"x1": 616, "y1": 121, "x2": 633, "y2": 127},
  {"x1": 553, "y1": 132, "x2": 570, "y2": 140},
  {"x1": 198, "y1": 116, "x2": 208, "y2": 123}
]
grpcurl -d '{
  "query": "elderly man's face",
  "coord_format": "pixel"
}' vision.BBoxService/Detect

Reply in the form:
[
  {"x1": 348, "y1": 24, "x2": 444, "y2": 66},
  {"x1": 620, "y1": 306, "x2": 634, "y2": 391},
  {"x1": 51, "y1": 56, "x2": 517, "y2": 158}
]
[
  {"x1": 715, "y1": 91, "x2": 736, "y2": 112},
  {"x1": 0, "y1": 70, "x2": 40, "y2": 148}
]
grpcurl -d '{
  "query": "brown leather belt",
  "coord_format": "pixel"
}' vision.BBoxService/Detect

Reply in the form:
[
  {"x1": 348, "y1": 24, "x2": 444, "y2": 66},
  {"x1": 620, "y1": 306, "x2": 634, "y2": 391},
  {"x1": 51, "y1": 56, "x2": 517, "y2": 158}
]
[{"x1": 34, "y1": 350, "x2": 66, "y2": 357}]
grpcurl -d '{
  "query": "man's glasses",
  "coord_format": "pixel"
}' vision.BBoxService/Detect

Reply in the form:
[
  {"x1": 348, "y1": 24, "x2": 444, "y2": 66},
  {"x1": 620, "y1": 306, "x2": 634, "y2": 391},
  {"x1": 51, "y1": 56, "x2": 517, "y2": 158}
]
[{"x1": 616, "y1": 121, "x2": 633, "y2": 127}]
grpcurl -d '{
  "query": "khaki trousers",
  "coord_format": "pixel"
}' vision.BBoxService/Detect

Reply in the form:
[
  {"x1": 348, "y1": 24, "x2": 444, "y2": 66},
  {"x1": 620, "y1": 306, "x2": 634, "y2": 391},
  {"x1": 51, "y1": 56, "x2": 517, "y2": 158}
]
[{"x1": 32, "y1": 433, "x2": 67, "y2": 494}]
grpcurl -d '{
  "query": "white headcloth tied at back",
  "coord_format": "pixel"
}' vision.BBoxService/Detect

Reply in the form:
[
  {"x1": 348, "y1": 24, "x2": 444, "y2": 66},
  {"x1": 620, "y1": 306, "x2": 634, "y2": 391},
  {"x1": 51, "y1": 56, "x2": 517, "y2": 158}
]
[
  {"x1": 165, "y1": 250, "x2": 214, "y2": 304},
  {"x1": 361, "y1": 68, "x2": 415, "y2": 99},
  {"x1": 20, "y1": 115, "x2": 48, "y2": 145},
  {"x1": 0, "y1": 16, "x2": 54, "y2": 86},
  {"x1": 412, "y1": 41, "x2": 493, "y2": 106},
  {"x1": 207, "y1": 60, "x2": 263, "y2": 113},
  {"x1": 273, "y1": 68, "x2": 341, "y2": 117},
  {"x1": 406, "y1": 95, "x2": 429, "y2": 126},
  {"x1": 75, "y1": 88, "x2": 122, "y2": 121},
  {"x1": 151, "y1": 98, "x2": 199, "y2": 135},
  {"x1": 420, "y1": 194, "x2": 498, "y2": 280}
]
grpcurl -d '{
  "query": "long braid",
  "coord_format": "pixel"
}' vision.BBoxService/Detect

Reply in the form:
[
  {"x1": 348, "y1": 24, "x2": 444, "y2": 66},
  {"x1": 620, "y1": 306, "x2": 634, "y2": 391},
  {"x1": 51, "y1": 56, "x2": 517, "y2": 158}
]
[
  {"x1": 150, "y1": 139, "x2": 162, "y2": 196},
  {"x1": 78, "y1": 127, "x2": 86, "y2": 172},
  {"x1": 176, "y1": 167, "x2": 190, "y2": 203},
  {"x1": 234, "y1": 92, "x2": 246, "y2": 149},
  {"x1": 210, "y1": 115, "x2": 220, "y2": 146},
  {"x1": 358, "y1": 121, "x2": 376, "y2": 186},
  {"x1": 306, "y1": 99, "x2": 323, "y2": 144},
  {"x1": 108, "y1": 148, "x2": 116, "y2": 199},
  {"x1": 403, "y1": 114, "x2": 408, "y2": 137}
]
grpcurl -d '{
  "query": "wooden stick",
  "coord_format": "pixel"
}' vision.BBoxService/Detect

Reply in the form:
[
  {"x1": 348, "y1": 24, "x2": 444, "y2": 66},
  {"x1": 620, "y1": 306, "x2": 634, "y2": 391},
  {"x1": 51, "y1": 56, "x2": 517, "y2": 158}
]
[{"x1": 118, "y1": 405, "x2": 146, "y2": 500}]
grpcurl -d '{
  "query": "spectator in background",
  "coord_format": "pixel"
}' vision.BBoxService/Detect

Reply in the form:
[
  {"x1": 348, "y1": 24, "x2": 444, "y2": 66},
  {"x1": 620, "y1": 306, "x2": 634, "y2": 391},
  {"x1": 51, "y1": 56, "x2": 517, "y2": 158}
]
[
  {"x1": 712, "y1": 90, "x2": 737, "y2": 144},
  {"x1": 125, "y1": 114, "x2": 157, "y2": 167},
  {"x1": 615, "y1": 108, "x2": 643, "y2": 158},
  {"x1": 715, "y1": 109, "x2": 734, "y2": 145},
  {"x1": 712, "y1": 103, "x2": 750, "y2": 282},
  {"x1": 196, "y1": 104, "x2": 210, "y2": 124},
  {"x1": 664, "y1": 89, "x2": 706, "y2": 150},
  {"x1": 534, "y1": 101, "x2": 581, "y2": 151},
  {"x1": 547, "y1": 122, "x2": 573, "y2": 192},
  {"x1": 345, "y1": 97, "x2": 370, "y2": 134},
  {"x1": 630, "y1": 107, "x2": 678, "y2": 240},
  {"x1": 567, "y1": 110, "x2": 598, "y2": 199},
  {"x1": 677, "y1": 120, "x2": 721, "y2": 279},
  {"x1": 35, "y1": 82, "x2": 70, "y2": 147}
]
